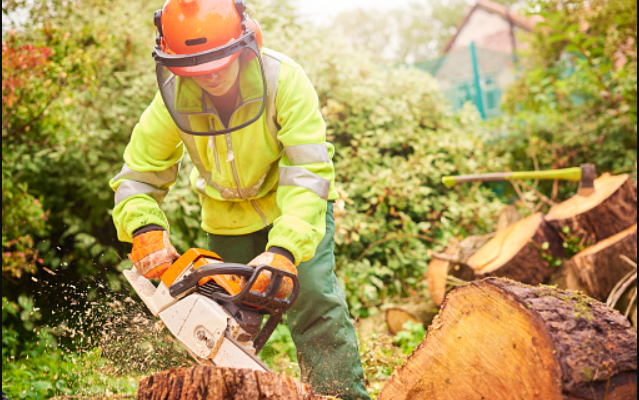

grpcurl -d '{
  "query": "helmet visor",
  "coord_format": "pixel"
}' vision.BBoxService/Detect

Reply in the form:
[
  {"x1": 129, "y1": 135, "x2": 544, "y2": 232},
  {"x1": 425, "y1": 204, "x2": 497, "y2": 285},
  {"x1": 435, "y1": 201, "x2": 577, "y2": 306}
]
[{"x1": 154, "y1": 32, "x2": 266, "y2": 137}]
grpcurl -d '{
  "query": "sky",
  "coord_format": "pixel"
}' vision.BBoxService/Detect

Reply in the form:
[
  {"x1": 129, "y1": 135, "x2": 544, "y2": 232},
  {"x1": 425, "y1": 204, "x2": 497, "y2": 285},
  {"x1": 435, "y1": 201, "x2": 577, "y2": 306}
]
[{"x1": 294, "y1": 0, "x2": 420, "y2": 25}]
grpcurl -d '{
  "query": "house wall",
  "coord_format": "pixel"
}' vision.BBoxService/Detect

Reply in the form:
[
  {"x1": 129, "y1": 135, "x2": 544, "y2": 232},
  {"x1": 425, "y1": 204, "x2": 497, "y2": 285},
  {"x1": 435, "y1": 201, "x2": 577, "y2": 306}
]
[{"x1": 450, "y1": 8, "x2": 522, "y2": 54}]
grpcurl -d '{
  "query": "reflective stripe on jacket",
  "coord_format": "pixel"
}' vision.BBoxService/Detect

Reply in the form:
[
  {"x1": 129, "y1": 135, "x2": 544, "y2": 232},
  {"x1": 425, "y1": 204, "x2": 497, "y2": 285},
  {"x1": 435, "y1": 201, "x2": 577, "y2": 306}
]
[{"x1": 110, "y1": 48, "x2": 338, "y2": 265}]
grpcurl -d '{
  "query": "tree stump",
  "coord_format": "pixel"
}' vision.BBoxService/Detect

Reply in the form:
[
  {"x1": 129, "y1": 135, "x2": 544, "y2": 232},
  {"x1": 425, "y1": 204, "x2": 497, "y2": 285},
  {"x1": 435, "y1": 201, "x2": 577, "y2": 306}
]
[
  {"x1": 378, "y1": 278, "x2": 637, "y2": 400},
  {"x1": 467, "y1": 213, "x2": 564, "y2": 285},
  {"x1": 546, "y1": 173, "x2": 637, "y2": 244},
  {"x1": 386, "y1": 301, "x2": 439, "y2": 335},
  {"x1": 137, "y1": 365, "x2": 332, "y2": 400},
  {"x1": 426, "y1": 235, "x2": 492, "y2": 306},
  {"x1": 567, "y1": 223, "x2": 637, "y2": 301}
]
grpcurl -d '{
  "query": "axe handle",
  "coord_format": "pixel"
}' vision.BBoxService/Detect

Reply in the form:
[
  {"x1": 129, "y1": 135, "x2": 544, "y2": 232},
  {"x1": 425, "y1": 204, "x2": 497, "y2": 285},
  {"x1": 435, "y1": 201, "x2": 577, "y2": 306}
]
[{"x1": 442, "y1": 167, "x2": 583, "y2": 188}]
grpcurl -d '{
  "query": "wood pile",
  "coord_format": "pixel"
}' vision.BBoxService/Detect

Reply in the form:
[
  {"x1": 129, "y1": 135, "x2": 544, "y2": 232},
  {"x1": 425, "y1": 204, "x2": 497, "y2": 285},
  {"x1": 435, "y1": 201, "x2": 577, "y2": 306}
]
[
  {"x1": 427, "y1": 173, "x2": 638, "y2": 323},
  {"x1": 378, "y1": 278, "x2": 638, "y2": 400}
]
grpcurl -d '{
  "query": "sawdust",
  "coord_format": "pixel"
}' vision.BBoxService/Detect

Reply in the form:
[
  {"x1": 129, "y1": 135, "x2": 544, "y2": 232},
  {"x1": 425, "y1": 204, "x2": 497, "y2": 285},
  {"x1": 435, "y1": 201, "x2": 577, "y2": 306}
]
[{"x1": 39, "y1": 273, "x2": 192, "y2": 376}]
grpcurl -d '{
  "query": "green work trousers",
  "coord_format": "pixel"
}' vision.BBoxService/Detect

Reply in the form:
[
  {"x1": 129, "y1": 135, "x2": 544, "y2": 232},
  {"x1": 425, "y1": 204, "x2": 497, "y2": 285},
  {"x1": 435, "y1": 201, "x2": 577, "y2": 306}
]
[{"x1": 207, "y1": 202, "x2": 370, "y2": 400}]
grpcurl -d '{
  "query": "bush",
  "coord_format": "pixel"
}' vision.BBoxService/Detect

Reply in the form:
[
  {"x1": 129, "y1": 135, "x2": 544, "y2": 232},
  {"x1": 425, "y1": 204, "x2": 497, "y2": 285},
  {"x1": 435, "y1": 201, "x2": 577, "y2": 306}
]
[{"x1": 498, "y1": 0, "x2": 637, "y2": 189}]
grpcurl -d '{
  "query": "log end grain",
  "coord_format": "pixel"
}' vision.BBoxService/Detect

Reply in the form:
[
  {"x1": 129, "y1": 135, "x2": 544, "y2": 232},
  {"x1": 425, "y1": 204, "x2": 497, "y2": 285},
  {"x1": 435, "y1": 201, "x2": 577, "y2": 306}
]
[
  {"x1": 378, "y1": 278, "x2": 638, "y2": 400},
  {"x1": 568, "y1": 223, "x2": 638, "y2": 300},
  {"x1": 426, "y1": 258, "x2": 449, "y2": 307},
  {"x1": 546, "y1": 174, "x2": 638, "y2": 243}
]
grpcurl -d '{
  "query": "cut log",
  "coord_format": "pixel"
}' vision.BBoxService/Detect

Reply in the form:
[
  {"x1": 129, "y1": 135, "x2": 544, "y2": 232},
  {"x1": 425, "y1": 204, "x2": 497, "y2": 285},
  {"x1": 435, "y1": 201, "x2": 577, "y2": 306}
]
[
  {"x1": 546, "y1": 173, "x2": 637, "y2": 244},
  {"x1": 546, "y1": 262, "x2": 588, "y2": 294},
  {"x1": 567, "y1": 224, "x2": 637, "y2": 301},
  {"x1": 355, "y1": 309, "x2": 388, "y2": 338},
  {"x1": 426, "y1": 235, "x2": 492, "y2": 306},
  {"x1": 497, "y1": 204, "x2": 523, "y2": 232},
  {"x1": 137, "y1": 365, "x2": 332, "y2": 400},
  {"x1": 378, "y1": 278, "x2": 638, "y2": 400},
  {"x1": 467, "y1": 213, "x2": 564, "y2": 285},
  {"x1": 386, "y1": 301, "x2": 439, "y2": 335}
]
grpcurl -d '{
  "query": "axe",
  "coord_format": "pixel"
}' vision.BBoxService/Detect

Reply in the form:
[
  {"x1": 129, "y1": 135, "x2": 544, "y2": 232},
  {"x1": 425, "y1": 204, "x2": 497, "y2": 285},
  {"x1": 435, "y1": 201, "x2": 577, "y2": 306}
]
[{"x1": 442, "y1": 164, "x2": 596, "y2": 197}]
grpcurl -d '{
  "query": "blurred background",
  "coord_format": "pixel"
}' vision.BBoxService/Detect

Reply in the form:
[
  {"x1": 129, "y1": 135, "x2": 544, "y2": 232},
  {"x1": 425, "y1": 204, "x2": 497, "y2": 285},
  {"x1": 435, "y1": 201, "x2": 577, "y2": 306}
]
[{"x1": 2, "y1": 0, "x2": 637, "y2": 398}]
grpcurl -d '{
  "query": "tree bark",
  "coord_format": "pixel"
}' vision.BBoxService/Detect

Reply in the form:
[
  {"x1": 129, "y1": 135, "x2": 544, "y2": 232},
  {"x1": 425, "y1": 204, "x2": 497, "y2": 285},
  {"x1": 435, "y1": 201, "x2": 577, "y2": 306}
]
[
  {"x1": 426, "y1": 235, "x2": 492, "y2": 306},
  {"x1": 467, "y1": 213, "x2": 564, "y2": 285},
  {"x1": 546, "y1": 174, "x2": 637, "y2": 245},
  {"x1": 567, "y1": 224, "x2": 637, "y2": 301},
  {"x1": 378, "y1": 278, "x2": 637, "y2": 400},
  {"x1": 386, "y1": 301, "x2": 439, "y2": 335},
  {"x1": 137, "y1": 365, "x2": 332, "y2": 400}
]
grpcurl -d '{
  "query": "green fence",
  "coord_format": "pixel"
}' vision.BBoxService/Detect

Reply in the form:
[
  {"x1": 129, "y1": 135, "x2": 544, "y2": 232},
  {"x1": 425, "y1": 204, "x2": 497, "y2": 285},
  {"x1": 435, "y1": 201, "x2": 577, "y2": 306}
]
[{"x1": 418, "y1": 43, "x2": 516, "y2": 119}]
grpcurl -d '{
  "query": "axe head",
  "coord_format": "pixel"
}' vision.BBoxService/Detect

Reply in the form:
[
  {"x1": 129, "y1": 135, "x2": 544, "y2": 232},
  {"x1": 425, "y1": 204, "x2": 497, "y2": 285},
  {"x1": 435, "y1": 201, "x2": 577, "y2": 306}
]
[{"x1": 577, "y1": 163, "x2": 596, "y2": 197}]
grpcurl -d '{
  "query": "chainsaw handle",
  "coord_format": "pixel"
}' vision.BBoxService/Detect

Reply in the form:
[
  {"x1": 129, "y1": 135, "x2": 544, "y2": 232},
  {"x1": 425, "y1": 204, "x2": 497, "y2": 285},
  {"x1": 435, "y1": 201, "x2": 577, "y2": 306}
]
[
  {"x1": 168, "y1": 264, "x2": 300, "y2": 315},
  {"x1": 168, "y1": 263, "x2": 254, "y2": 297}
]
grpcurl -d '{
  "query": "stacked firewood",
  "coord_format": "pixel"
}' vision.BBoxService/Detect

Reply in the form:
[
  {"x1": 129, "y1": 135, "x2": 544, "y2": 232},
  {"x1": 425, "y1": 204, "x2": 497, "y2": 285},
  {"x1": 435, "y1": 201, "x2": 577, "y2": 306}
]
[{"x1": 427, "y1": 173, "x2": 637, "y2": 326}]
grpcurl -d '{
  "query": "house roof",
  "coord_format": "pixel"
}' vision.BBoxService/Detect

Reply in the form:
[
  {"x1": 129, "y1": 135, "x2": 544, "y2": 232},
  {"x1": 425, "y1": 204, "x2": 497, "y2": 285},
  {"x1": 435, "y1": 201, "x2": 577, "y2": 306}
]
[{"x1": 442, "y1": 0, "x2": 543, "y2": 54}]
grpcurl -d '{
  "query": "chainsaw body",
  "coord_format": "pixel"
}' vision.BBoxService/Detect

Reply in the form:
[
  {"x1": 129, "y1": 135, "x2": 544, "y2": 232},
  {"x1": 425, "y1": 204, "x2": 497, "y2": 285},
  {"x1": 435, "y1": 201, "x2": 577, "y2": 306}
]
[{"x1": 123, "y1": 249, "x2": 299, "y2": 372}]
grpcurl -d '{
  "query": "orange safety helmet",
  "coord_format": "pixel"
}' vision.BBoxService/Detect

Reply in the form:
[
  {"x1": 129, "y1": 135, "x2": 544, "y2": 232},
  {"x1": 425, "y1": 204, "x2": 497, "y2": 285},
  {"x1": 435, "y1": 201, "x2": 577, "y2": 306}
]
[
  {"x1": 152, "y1": 0, "x2": 268, "y2": 137},
  {"x1": 153, "y1": 0, "x2": 262, "y2": 77}
]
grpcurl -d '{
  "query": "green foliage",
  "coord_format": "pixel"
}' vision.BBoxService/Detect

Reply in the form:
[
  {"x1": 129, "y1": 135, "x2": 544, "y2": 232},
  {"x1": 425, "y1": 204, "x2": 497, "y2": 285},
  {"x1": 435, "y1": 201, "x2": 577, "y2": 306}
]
[
  {"x1": 2, "y1": 296, "x2": 138, "y2": 399},
  {"x1": 358, "y1": 331, "x2": 407, "y2": 398},
  {"x1": 499, "y1": 0, "x2": 637, "y2": 186},
  {"x1": 392, "y1": 321, "x2": 427, "y2": 355},
  {"x1": 6, "y1": 0, "x2": 635, "y2": 395},
  {"x1": 265, "y1": 27, "x2": 509, "y2": 317},
  {"x1": 559, "y1": 226, "x2": 589, "y2": 259},
  {"x1": 538, "y1": 241, "x2": 564, "y2": 269},
  {"x1": 260, "y1": 323, "x2": 300, "y2": 377},
  {"x1": 2, "y1": 177, "x2": 48, "y2": 278}
]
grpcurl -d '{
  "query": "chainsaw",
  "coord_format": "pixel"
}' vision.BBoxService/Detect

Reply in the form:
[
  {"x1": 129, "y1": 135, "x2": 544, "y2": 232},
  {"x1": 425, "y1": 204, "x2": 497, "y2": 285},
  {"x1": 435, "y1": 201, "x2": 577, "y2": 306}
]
[{"x1": 123, "y1": 248, "x2": 300, "y2": 372}]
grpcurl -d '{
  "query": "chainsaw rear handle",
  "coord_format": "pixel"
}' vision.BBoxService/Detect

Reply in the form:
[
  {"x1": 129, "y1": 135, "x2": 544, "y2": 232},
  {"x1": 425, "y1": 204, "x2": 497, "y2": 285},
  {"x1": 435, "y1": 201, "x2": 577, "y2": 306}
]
[{"x1": 168, "y1": 263, "x2": 300, "y2": 315}]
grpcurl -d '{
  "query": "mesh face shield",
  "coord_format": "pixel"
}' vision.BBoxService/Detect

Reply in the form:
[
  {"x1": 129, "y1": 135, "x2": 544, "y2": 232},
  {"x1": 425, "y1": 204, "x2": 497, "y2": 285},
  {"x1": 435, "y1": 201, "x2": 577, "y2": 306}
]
[{"x1": 153, "y1": 30, "x2": 266, "y2": 136}]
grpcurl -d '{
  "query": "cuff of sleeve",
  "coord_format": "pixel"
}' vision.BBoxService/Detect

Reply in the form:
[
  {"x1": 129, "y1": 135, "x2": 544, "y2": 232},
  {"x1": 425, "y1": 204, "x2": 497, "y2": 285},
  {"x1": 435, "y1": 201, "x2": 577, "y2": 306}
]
[
  {"x1": 268, "y1": 246, "x2": 295, "y2": 264},
  {"x1": 267, "y1": 237, "x2": 302, "y2": 266},
  {"x1": 132, "y1": 224, "x2": 166, "y2": 238},
  {"x1": 121, "y1": 216, "x2": 170, "y2": 243}
]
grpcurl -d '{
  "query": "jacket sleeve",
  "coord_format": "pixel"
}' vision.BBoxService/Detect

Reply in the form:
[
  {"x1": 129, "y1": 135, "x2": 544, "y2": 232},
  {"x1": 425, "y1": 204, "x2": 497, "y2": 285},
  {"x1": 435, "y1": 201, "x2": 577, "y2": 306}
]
[
  {"x1": 110, "y1": 91, "x2": 184, "y2": 243},
  {"x1": 267, "y1": 64, "x2": 336, "y2": 265}
]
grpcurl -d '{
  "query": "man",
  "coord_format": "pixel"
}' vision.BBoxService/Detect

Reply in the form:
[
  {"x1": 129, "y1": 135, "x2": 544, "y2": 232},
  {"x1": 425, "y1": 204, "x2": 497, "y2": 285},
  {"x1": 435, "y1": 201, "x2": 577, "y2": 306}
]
[{"x1": 109, "y1": 0, "x2": 370, "y2": 398}]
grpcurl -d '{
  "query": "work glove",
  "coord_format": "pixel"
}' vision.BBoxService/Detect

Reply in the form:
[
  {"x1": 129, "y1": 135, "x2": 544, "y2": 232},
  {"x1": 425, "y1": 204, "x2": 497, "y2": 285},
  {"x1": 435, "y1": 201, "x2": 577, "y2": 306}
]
[
  {"x1": 244, "y1": 248, "x2": 298, "y2": 299},
  {"x1": 128, "y1": 225, "x2": 180, "y2": 279}
]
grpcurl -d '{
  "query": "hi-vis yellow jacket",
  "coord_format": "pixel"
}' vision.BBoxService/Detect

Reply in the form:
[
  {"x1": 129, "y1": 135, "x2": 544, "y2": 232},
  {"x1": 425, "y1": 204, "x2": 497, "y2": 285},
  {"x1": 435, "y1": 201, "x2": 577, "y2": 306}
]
[{"x1": 110, "y1": 48, "x2": 338, "y2": 265}]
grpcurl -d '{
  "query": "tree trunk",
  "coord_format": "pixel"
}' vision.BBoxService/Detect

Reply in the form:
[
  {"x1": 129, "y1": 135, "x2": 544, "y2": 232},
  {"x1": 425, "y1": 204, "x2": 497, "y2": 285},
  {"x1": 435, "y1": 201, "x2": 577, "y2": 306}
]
[
  {"x1": 386, "y1": 301, "x2": 439, "y2": 335},
  {"x1": 567, "y1": 224, "x2": 637, "y2": 301},
  {"x1": 426, "y1": 235, "x2": 492, "y2": 306},
  {"x1": 467, "y1": 213, "x2": 564, "y2": 285},
  {"x1": 378, "y1": 278, "x2": 637, "y2": 400},
  {"x1": 137, "y1": 365, "x2": 332, "y2": 400},
  {"x1": 546, "y1": 173, "x2": 637, "y2": 245}
]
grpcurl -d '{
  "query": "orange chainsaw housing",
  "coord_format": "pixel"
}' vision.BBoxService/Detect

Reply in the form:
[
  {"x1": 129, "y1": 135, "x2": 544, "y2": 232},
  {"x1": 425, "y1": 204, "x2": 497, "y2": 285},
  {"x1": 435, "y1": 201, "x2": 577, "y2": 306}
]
[{"x1": 160, "y1": 248, "x2": 243, "y2": 296}]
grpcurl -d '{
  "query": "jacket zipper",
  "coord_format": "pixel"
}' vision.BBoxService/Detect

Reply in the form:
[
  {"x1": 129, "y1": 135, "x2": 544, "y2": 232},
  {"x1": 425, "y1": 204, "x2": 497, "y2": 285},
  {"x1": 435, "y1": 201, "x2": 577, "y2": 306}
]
[
  {"x1": 225, "y1": 133, "x2": 244, "y2": 199},
  {"x1": 220, "y1": 95, "x2": 263, "y2": 200}
]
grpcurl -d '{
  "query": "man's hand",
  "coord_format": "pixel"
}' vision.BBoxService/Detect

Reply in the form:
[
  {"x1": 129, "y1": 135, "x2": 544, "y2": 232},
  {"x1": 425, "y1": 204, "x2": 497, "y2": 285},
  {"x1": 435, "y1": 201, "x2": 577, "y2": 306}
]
[
  {"x1": 128, "y1": 226, "x2": 180, "y2": 279},
  {"x1": 245, "y1": 251, "x2": 298, "y2": 299}
]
